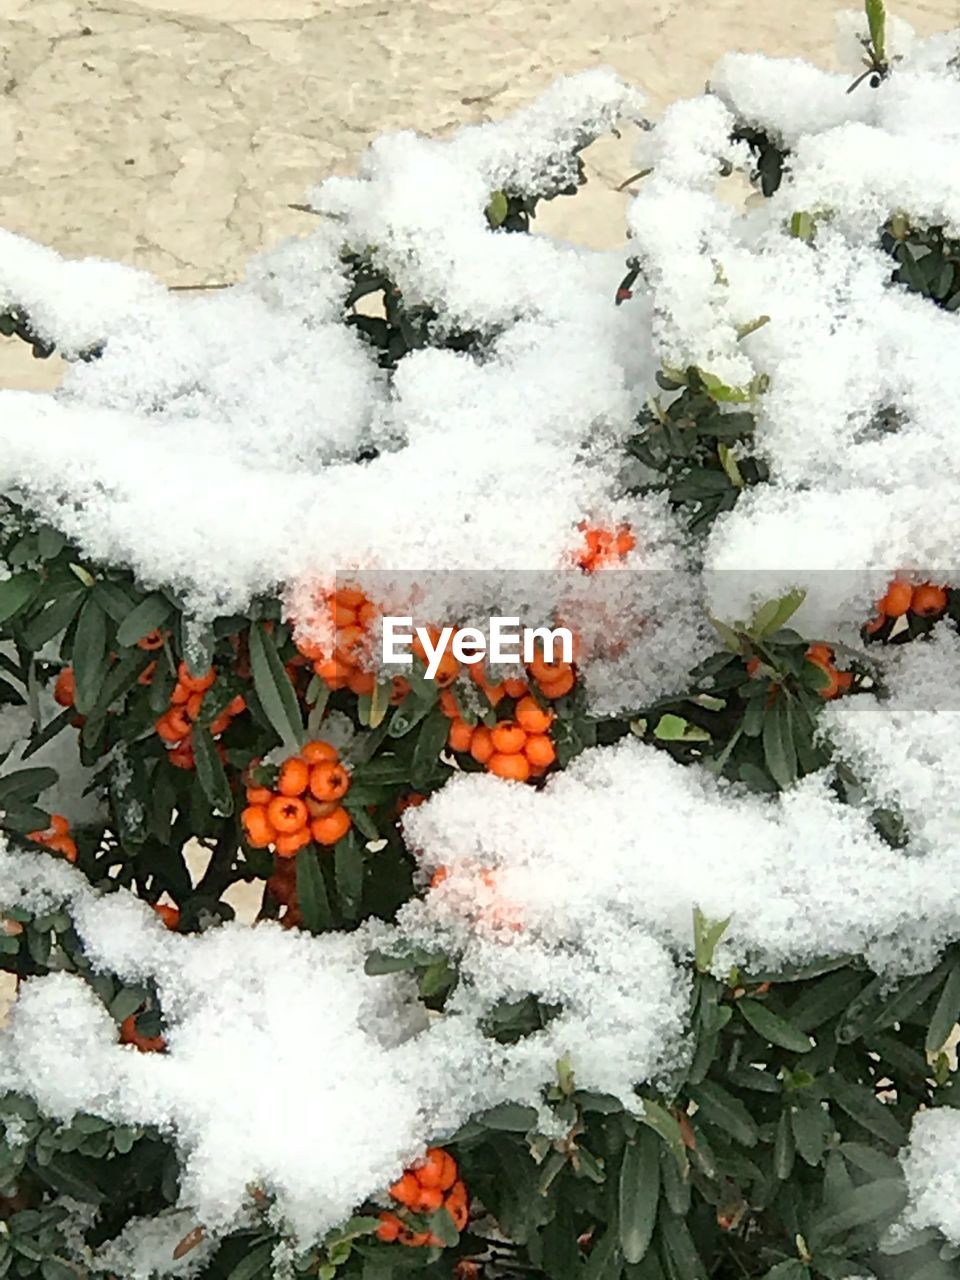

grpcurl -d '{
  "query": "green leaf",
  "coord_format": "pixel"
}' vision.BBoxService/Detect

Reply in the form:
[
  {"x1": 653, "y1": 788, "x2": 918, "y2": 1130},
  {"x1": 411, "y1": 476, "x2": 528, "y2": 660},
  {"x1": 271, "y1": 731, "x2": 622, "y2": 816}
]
[
  {"x1": 653, "y1": 714, "x2": 709, "y2": 743},
  {"x1": 828, "y1": 1077, "x2": 905, "y2": 1147},
  {"x1": 227, "y1": 1241, "x2": 275, "y2": 1280},
  {"x1": 486, "y1": 190, "x2": 509, "y2": 228},
  {"x1": 790, "y1": 1102, "x2": 833, "y2": 1166},
  {"x1": 410, "y1": 709, "x2": 451, "y2": 788},
  {"x1": 0, "y1": 572, "x2": 40, "y2": 624},
  {"x1": 72, "y1": 595, "x2": 108, "y2": 716},
  {"x1": 762, "y1": 1263, "x2": 809, "y2": 1280},
  {"x1": 249, "y1": 622, "x2": 303, "y2": 751},
  {"x1": 479, "y1": 1102, "x2": 538, "y2": 1132},
  {"x1": 867, "y1": 0, "x2": 886, "y2": 61},
  {"x1": 687, "y1": 1082, "x2": 757, "y2": 1147},
  {"x1": 813, "y1": 1177, "x2": 905, "y2": 1243},
  {"x1": 774, "y1": 1109, "x2": 795, "y2": 1180},
  {"x1": 334, "y1": 830, "x2": 365, "y2": 922},
  {"x1": 762, "y1": 695, "x2": 796, "y2": 790},
  {"x1": 751, "y1": 590, "x2": 806, "y2": 638},
  {"x1": 40, "y1": 1259, "x2": 83, "y2": 1280},
  {"x1": 0, "y1": 767, "x2": 58, "y2": 804},
  {"x1": 658, "y1": 1210, "x2": 706, "y2": 1280},
  {"x1": 296, "y1": 846, "x2": 333, "y2": 934},
  {"x1": 693, "y1": 906, "x2": 730, "y2": 973},
  {"x1": 640, "y1": 1100, "x2": 686, "y2": 1172},
  {"x1": 22, "y1": 590, "x2": 84, "y2": 650},
  {"x1": 115, "y1": 593, "x2": 173, "y2": 647},
  {"x1": 619, "y1": 1128, "x2": 660, "y2": 1264},
  {"x1": 926, "y1": 962, "x2": 960, "y2": 1055},
  {"x1": 192, "y1": 724, "x2": 234, "y2": 816},
  {"x1": 790, "y1": 211, "x2": 817, "y2": 243},
  {"x1": 738, "y1": 999, "x2": 813, "y2": 1053},
  {"x1": 708, "y1": 615, "x2": 743, "y2": 653}
]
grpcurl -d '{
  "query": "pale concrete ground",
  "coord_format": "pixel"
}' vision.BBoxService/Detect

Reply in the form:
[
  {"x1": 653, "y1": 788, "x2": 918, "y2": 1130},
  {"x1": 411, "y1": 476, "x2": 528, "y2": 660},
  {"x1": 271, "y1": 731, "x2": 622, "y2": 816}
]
[{"x1": 2, "y1": 0, "x2": 959, "y2": 1022}]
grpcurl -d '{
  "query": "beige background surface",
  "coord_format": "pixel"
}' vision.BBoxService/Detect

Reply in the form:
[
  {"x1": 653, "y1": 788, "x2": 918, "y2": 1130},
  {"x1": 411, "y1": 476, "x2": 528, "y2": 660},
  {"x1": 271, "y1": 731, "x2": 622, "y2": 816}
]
[{"x1": 2, "y1": 0, "x2": 959, "y2": 1020}]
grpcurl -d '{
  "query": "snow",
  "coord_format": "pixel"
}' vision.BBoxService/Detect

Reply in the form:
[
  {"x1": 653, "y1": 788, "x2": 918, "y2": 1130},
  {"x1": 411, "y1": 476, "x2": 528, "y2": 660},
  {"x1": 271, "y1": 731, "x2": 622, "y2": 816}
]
[{"x1": 4, "y1": 11, "x2": 960, "y2": 1251}]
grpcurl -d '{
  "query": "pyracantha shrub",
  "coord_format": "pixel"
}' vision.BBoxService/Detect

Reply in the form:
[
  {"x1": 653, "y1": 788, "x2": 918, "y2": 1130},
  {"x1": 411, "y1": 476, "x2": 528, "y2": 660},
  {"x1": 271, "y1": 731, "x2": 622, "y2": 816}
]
[{"x1": 3, "y1": 4, "x2": 960, "y2": 1278}]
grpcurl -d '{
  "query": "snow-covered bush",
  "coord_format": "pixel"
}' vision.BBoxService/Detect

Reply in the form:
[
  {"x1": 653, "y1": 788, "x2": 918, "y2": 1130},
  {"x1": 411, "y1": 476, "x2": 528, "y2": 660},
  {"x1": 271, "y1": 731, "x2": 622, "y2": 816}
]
[{"x1": 4, "y1": 3, "x2": 960, "y2": 1277}]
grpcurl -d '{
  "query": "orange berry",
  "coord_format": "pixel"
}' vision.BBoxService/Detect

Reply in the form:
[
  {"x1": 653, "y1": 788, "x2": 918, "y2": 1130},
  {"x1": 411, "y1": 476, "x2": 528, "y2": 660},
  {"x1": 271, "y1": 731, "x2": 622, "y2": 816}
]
[
  {"x1": 437, "y1": 1151, "x2": 457, "y2": 1191},
  {"x1": 448, "y1": 718, "x2": 475, "y2": 753},
  {"x1": 911, "y1": 583, "x2": 948, "y2": 617},
  {"x1": 309, "y1": 761, "x2": 351, "y2": 802},
  {"x1": 502, "y1": 678, "x2": 526, "y2": 698},
  {"x1": 137, "y1": 630, "x2": 166, "y2": 651},
  {"x1": 302, "y1": 740, "x2": 339, "y2": 765},
  {"x1": 416, "y1": 1148, "x2": 452, "y2": 1189},
  {"x1": 170, "y1": 681, "x2": 190, "y2": 705},
  {"x1": 155, "y1": 712, "x2": 184, "y2": 744},
  {"x1": 209, "y1": 712, "x2": 232, "y2": 736},
  {"x1": 399, "y1": 1229, "x2": 432, "y2": 1249},
  {"x1": 267, "y1": 795, "x2": 309, "y2": 835},
  {"x1": 439, "y1": 689, "x2": 460, "y2": 718},
  {"x1": 186, "y1": 692, "x2": 204, "y2": 721},
  {"x1": 488, "y1": 752, "x2": 531, "y2": 782},
  {"x1": 53, "y1": 668, "x2": 76, "y2": 707},
  {"x1": 524, "y1": 734, "x2": 556, "y2": 768},
  {"x1": 137, "y1": 660, "x2": 157, "y2": 686},
  {"x1": 153, "y1": 904, "x2": 180, "y2": 930},
  {"x1": 310, "y1": 806, "x2": 352, "y2": 845},
  {"x1": 745, "y1": 657, "x2": 761, "y2": 677},
  {"x1": 470, "y1": 726, "x2": 494, "y2": 764},
  {"x1": 169, "y1": 745, "x2": 196, "y2": 770},
  {"x1": 47, "y1": 835, "x2": 77, "y2": 862},
  {"x1": 878, "y1": 580, "x2": 913, "y2": 618},
  {"x1": 357, "y1": 600, "x2": 379, "y2": 628},
  {"x1": 120, "y1": 1015, "x2": 165, "y2": 1055},
  {"x1": 331, "y1": 601, "x2": 358, "y2": 628},
  {"x1": 390, "y1": 1172, "x2": 421, "y2": 1206},
  {"x1": 246, "y1": 786, "x2": 273, "y2": 806},
  {"x1": 278, "y1": 757, "x2": 310, "y2": 797},
  {"x1": 515, "y1": 696, "x2": 553, "y2": 734},
  {"x1": 377, "y1": 1213, "x2": 402, "y2": 1243},
  {"x1": 49, "y1": 814, "x2": 69, "y2": 836},
  {"x1": 177, "y1": 662, "x2": 216, "y2": 694},
  {"x1": 390, "y1": 676, "x2": 411, "y2": 705},
  {"x1": 433, "y1": 652, "x2": 460, "y2": 687},
  {"x1": 490, "y1": 722, "x2": 527, "y2": 755},
  {"x1": 227, "y1": 695, "x2": 246, "y2": 716},
  {"x1": 817, "y1": 668, "x2": 843, "y2": 700},
  {"x1": 306, "y1": 796, "x2": 340, "y2": 820},
  {"x1": 275, "y1": 828, "x2": 312, "y2": 858},
  {"x1": 805, "y1": 644, "x2": 833, "y2": 668},
  {"x1": 333, "y1": 624, "x2": 365, "y2": 666},
  {"x1": 430, "y1": 867, "x2": 449, "y2": 888},
  {"x1": 242, "y1": 805, "x2": 275, "y2": 848},
  {"x1": 414, "y1": 1186, "x2": 444, "y2": 1212},
  {"x1": 334, "y1": 586, "x2": 366, "y2": 610},
  {"x1": 314, "y1": 658, "x2": 351, "y2": 688},
  {"x1": 537, "y1": 667, "x2": 575, "y2": 699},
  {"x1": 864, "y1": 613, "x2": 886, "y2": 635},
  {"x1": 348, "y1": 669, "x2": 376, "y2": 696},
  {"x1": 167, "y1": 707, "x2": 193, "y2": 740}
]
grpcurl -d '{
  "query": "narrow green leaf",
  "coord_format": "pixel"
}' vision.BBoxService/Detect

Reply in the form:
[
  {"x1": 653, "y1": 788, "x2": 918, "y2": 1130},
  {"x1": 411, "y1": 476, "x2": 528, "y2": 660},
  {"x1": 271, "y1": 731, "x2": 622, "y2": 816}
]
[
  {"x1": 296, "y1": 846, "x2": 333, "y2": 934},
  {"x1": 411, "y1": 708, "x2": 450, "y2": 787},
  {"x1": 687, "y1": 1082, "x2": 757, "y2": 1147},
  {"x1": 0, "y1": 767, "x2": 58, "y2": 804},
  {"x1": 619, "y1": 1129, "x2": 660, "y2": 1263},
  {"x1": 774, "y1": 1109, "x2": 795, "y2": 1180},
  {"x1": 227, "y1": 1241, "x2": 275, "y2": 1280},
  {"x1": 192, "y1": 724, "x2": 234, "y2": 815},
  {"x1": 828, "y1": 1076, "x2": 905, "y2": 1147},
  {"x1": 926, "y1": 962, "x2": 960, "y2": 1055},
  {"x1": 739, "y1": 999, "x2": 813, "y2": 1053},
  {"x1": 72, "y1": 595, "x2": 108, "y2": 715},
  {"x1": 813, "y1": 1178, "x2": 905, "y2": 1243},
  {"x1": 249, "y1": 622, "x2": 303, "y2": 751},
  {"x1": 637, "y1": 1101, "x2": 687, "y2": 1170},
  {"x1": 479, "y1": 1102, "x2": 538, "y2": 1132},
  {"x1": 867, "y1": 0, "x2": 886, "y2": 61},
  {"x1": 0, "y1": 571, "x2": 40, "y2": 624},
  {"x1": 762, "y1": 695, "x2": 796, "y2": 790},
  {"x1": 116, "y1": 593, "x2": 173, "y2": 647},
  {"x1": 334, "y1": 830, "x2": 365, "y2": 922}
]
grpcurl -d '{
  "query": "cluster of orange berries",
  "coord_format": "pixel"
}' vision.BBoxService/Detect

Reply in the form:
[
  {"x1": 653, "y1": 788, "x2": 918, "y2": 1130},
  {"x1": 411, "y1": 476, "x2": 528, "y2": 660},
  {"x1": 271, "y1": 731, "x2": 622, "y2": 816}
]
[
  {"x1": 295, "y1": 586, "x2": 383, "y2": 697},
  {"x1": 804, "y1": 644, "x2": 853, "y2": 701},
  {"x1": 577, "y1": 522, "x2": 635, "y2": 573},
  {"x1": 377, "y1": 1148, "x2": 469, "y2": 1248},
  {"x1": 867, "y1": 579, "x2": 949, "y2": 633},
  {"x1": 27, "y1": 813, "x2": 77, "y2": 862},
  {"x1": 241, "y1": 740, "x2": 353, "y2": 857},
  {"x1": 444, "y1": 684, "x2": 557, "y2": 783},
  {"x1": 154, "y1": 662, "x2": 246, "y2": 770}
]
